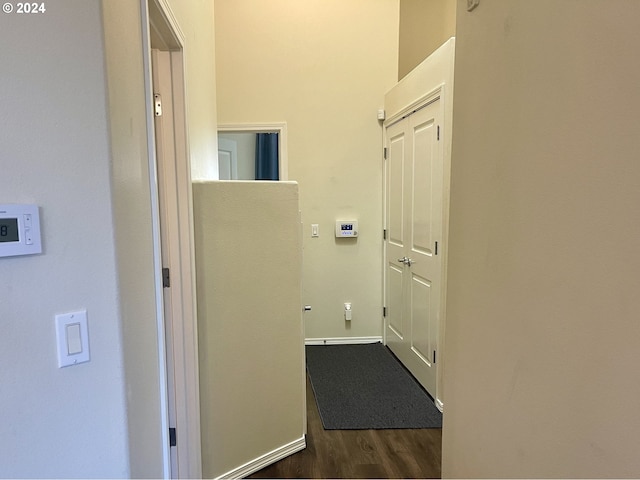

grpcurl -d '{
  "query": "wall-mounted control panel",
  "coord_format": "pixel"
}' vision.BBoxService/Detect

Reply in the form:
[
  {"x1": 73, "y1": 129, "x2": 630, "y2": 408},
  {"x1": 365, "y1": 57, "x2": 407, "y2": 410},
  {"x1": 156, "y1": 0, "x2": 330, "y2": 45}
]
[
  {"x1": 0, "y1": 204, "x2": 42, "y2": 257},
  {"x1": 335, "y1": 220, "x2": 358, "y2": 238}
]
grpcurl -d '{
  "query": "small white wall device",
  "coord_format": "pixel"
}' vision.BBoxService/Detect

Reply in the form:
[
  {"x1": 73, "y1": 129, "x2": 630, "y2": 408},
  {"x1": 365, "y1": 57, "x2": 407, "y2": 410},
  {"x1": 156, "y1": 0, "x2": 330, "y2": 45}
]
[
  {"x1": 344, "y1": 302, "x2": 352, "y2": 321},
  {"x1": 335, "y1": 220, "x2": 358, "y2": 238},
  {"x1": 0, "y1": 204, "x2": 42, "y2": 257},
  {"x1": 55, "y1": 310, "x2": 90, "y2": 368}
]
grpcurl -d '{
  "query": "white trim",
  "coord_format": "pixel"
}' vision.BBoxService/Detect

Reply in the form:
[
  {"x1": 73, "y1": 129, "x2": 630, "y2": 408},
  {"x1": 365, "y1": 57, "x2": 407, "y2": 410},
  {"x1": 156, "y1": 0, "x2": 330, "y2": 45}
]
[
  {"x1": 143, "y1": 1, "x2": 203, "y2": 478},
  {"x1": 383, "y1": 85, "x2": 444, "y2": 129},
  {"x1": 151, "y1": 0, "x2": 185, "y2": 43},
  {"x1": 157, "y1": 14, "x2": 204, "y2": 480},
  {"x1": 382, "y1": 37, "x2": 455, "y2": 412},
  {"x1": 381, "y1": 118, "x2": 387, "y2": 349},
  {"x1": 213, "y1": 436, "x2": 306, "y2": 480},
  {"x1": 217, "y1": 123, "x2": 289, "y2": 181},
  {"x1": 140, "y1": 1, "x2": 171, "y2": 477},
  {"x1": 165, "y1": 46, "x2": 203, "y2": 480},
  {"x1": 436, "y1": 398, "x2": 444, "y2": 413},
  {"x1": 305, "y1": 336, "x2": 383, "y2": 345},
  {"x1": 384, "y1": 38, "x2": 455, "y2": 120}
]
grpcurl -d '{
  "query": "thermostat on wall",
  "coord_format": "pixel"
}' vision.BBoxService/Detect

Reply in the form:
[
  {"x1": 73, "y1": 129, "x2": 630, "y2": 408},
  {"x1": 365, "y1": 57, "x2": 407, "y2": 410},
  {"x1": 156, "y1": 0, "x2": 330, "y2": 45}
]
[
  {"x1": 0, "y1": 204, "x2": 42, "y2": 257},
  {"x1": 335, "y1": 220, "x2": 358, "y2": 238}
]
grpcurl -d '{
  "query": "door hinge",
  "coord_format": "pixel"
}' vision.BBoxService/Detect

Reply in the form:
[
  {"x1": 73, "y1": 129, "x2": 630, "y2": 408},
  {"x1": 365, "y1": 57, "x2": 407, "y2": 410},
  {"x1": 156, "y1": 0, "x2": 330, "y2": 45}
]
[
  {"x1": 162, "y1": 267, "x2": 170, "y2": 288},
  {"x1": 169, "y1": 427, "x2": 177, "y2": 447},
  {"x1": 154, "y1": 93, "x2": 163, "y2": 117},
  {"x1": 435, "y1": 241, "x2": 438, "y2": 255},
  {"x1": 383, "y1": 147, "x2": 387, "y2": 159},
  {"x1": 437, "y1": 125, "x2": 440, "y2": 141},
  {"x1": 383, "y1": 229, "x2": 387, "y2": 240},
  {"x1": 433, "y1": 350, "x2": 437, "y2": 364},
  {"x1": 383, "y1": 306, "x2": 387, "y2": 317}
]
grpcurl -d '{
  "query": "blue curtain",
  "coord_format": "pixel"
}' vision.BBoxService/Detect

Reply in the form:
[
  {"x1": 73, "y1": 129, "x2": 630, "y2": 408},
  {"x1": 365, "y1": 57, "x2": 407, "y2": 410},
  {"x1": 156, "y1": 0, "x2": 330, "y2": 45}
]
[{"x1": 255, "y1": 133, "x2": 279, "y2": 180}]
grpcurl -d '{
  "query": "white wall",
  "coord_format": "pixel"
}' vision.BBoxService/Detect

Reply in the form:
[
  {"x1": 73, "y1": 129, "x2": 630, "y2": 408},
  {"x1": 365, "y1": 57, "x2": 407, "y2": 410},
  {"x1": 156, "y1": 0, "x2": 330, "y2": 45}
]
[
  {"x1": 214, "y1": 0, "x2": 399, "y2": 341},
  {"x1": 0, "y1": 3, "x2": 129, "y2": 477},
  {"x1": 194, "y1": 181, "x2": 305, "y2": 479},
  {"x1": 442, "y1": 1, "x2": 640, "y2": 477},
  {"x1": 218, "y1": 132, "x2": 256, "y2": 179},
  {"x1": 0, "y1": 0, "x2": 218, "y2": 477}
]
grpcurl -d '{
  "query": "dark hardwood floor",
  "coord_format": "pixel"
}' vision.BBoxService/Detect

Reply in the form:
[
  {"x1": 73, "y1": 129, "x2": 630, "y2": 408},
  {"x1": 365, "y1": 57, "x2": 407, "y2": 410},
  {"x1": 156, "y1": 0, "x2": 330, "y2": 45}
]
[{"x1": 247, "y1": 375, "x2": 442, "y2": 479}]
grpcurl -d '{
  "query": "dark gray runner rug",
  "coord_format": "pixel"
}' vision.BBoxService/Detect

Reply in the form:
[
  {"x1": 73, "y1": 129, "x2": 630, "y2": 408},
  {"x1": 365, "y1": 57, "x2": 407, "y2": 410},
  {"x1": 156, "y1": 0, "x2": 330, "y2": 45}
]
[{"x1": 305, "y1": 343, "x2": 442, "y2": 430}]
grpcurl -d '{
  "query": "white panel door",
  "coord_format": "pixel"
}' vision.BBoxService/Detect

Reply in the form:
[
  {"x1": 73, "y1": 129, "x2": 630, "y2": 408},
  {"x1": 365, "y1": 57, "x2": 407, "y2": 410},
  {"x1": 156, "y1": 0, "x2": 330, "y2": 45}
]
[
  {"x1": 385, "y1": 97, "x2": 443, "y2": 398},
  {"x1": 218, "y1": 137, "x2": 238, "y2": 180},
  {"x1": 385, "y1": 119, "x2": 408, "y2": 344}
]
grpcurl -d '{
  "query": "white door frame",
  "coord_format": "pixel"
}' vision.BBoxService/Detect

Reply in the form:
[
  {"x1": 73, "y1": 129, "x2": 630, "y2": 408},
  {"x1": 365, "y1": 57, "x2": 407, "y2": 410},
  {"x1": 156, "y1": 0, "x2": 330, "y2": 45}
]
[
  {"x1": 218, "y1": 123, "x2": 289, "y2": 180},
  {"x1": 383, "y1": 87, "x2": 449, "y2": 412},
  {"x1": 383, "y1": 89, "x2": 444, "y2": 399},
  {"x1": 141, "y1": 0, "x2": 202, "y2": 477},
  {"x1": 382, "y1": 38, "x2": 455, "y2": 412},
  {"x1": 217, "y1": 137, "x2": 239, "y2": 180}
]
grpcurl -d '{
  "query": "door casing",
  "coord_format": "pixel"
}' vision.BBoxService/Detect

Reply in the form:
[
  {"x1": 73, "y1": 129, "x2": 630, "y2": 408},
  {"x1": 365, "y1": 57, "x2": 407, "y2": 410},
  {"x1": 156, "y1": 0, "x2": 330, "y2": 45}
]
[
  {"x1": 382, "y1": 37, "x2": 455, "y2": 412},
  {"x1": 384, "y1": 95, "x2": 444, "y2": 399},
  {"x1": 142, "y1": 0, "x2": 202, "y2": 477}
]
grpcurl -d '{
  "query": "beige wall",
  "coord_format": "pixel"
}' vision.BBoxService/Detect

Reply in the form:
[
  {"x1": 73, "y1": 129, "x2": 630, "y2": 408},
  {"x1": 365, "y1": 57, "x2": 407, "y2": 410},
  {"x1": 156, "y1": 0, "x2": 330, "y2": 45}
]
[
  {"x1": 214, "y1": 0, "x2": 399, "y2": 341},
  {"x1": 398, "y1": 0, "x2": 456, "y2": 79},
  {"x1": 442, "y1": 1, "x2": 640, "y2": 477},
  {"x1": 102, "y1": 2, "x2": 164, "y2": 475},
  {"x1": 166, "y1": 1, "x2": 219, "y2": 182},
  {"x1": 102, "y1": 1, "x2": 217, "y2": 476},
  {"x1": 0, "y1": 0, "x2": 217, "y2": 477},
  {"x1": 0, "y1": 2, "x2": 129, "y2": 477},
  {"x1": 194, "y1": 181, "x2": 305, "y2": 478}
]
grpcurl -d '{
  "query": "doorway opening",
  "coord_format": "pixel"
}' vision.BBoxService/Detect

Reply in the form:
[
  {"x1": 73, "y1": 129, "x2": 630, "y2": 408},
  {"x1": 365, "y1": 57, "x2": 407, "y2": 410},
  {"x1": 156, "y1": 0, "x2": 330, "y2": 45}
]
[{"x1": 218, "y1": 123, "x2": 288, "y2": 181}]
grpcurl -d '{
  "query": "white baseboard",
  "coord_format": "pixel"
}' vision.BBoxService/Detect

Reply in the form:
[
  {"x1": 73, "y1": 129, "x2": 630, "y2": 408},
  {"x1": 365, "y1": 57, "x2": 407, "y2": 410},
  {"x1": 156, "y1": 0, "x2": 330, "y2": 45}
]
[
  {"x1": 214, "y1": 436, "x2": 306, "y2": 480},
  {"x1": 435, "y1": 398, "x2": 444, "y2": 413},
  {"x1": 305, "y1": 336, "x2": 383, "y2": 345}
]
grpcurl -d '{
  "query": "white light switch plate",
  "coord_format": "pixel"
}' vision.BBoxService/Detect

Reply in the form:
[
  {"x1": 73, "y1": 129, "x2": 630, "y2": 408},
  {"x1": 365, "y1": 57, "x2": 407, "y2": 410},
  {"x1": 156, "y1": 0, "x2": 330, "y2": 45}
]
[{"x1": 55, "y1": 310, "x2": 90, "y2": 368}]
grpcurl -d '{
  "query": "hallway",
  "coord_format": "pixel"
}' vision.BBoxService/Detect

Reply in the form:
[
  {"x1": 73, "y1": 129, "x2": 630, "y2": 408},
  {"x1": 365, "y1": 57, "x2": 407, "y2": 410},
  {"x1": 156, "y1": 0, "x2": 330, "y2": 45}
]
[{"x1": 248, "y1": 376, "x2": 442, "y2": 479}]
